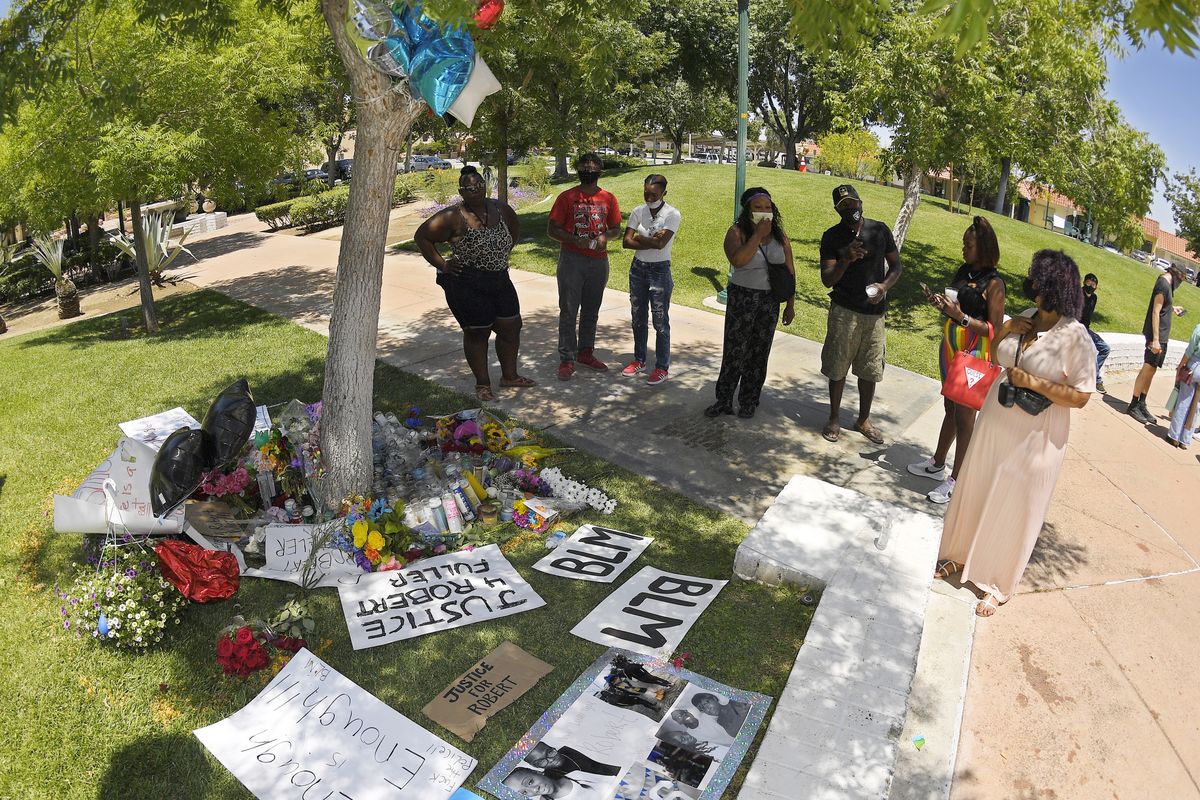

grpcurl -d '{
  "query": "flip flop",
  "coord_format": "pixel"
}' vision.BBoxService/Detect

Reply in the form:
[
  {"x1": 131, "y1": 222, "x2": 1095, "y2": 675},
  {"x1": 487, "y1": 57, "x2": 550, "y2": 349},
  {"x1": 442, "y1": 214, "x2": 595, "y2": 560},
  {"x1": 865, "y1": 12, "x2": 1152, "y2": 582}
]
[
  {"x1": 500, "y1": 375, "x2": 537, "y2": 388},
  {"x1": 475, "y1": 384, "x2": 496, "y2": 402},
  {"x1": 821, "y1": 422, "x2": 841, "y2": 442},
  {"x1": 853, "y1": 421, "x2": 885, "y2": 445}
]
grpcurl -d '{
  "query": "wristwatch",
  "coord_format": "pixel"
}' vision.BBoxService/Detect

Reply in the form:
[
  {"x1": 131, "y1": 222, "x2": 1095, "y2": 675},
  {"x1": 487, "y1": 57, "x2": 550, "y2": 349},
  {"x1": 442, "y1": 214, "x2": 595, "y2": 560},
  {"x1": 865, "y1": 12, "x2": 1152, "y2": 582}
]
[{"x1": 959, "y1": 314, "x2": 971, "y2": 328}]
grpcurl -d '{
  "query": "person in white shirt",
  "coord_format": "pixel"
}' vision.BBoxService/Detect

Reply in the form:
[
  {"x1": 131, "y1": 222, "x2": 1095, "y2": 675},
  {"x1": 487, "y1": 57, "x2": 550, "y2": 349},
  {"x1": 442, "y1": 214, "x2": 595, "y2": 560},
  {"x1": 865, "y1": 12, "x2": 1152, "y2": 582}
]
[{"x1": 621, "y1": 174, "x2": 681, "y2": 385}]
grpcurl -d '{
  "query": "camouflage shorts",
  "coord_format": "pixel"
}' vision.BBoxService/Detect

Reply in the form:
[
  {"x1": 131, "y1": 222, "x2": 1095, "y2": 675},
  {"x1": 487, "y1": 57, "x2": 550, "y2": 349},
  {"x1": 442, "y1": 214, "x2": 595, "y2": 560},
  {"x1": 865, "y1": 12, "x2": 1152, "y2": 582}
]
[{"x1": 821, "y1": 303, "x2": 886, "y2": 382}]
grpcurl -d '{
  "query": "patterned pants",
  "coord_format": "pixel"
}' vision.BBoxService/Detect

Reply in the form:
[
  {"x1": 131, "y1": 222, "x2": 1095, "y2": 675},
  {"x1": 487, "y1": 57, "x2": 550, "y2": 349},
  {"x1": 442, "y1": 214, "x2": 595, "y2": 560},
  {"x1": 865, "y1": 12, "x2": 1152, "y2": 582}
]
[{"x1": 714, "y1": 283, "x2": 780, "y2": 411}]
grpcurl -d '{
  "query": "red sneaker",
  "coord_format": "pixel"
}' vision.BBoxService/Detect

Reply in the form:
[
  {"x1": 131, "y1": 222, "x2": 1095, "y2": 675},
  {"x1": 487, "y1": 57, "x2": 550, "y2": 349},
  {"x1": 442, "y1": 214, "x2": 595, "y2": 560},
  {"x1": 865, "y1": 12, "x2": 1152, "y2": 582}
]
[
  {"x1": 576, "y1": 349, "x2": 608, "y2": 371},
  {"x1": 622, "y1": 360, "x2": 645, "y2": 376},
  {"x1": 645, "y1": 368, "x2": 669, "y2": 386},
  {"x1": 557, "y1": 361, "x2": 575, "y2": 381}
]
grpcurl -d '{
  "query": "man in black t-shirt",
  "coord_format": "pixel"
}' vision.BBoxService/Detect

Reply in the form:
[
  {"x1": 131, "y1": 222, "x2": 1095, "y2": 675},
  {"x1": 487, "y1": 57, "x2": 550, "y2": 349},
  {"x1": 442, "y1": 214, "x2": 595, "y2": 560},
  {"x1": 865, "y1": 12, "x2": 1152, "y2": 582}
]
[
  {"x1": 1128, "y1": 265, "x2": 1187, "y2": 425},
  {"x1": 1080, "y1": 273, "x2": 1110, "y2": 393},
  {"x1": 817, "y1": 184, "x2": 903, "y2": 444}
]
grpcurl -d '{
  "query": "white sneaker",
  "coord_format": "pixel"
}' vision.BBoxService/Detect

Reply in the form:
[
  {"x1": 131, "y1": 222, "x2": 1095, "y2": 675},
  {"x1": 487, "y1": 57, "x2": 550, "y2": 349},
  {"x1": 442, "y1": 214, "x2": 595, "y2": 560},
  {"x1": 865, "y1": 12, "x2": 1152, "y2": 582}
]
[
  {"x1": 928, "y1": 477, "x2": 955, "y2": 505},
  {"x1": 907, "y1": 457, "x2": 946, "y2": 479}
]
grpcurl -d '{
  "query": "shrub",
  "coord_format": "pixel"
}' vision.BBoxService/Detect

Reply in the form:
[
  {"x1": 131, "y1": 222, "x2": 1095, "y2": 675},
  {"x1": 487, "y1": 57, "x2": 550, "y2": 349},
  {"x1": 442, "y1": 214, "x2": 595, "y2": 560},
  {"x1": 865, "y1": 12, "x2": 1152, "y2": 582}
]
[
  {"x1": 600, "y1": 154, "x2": 643, "y2": 171},
  {"x1": 423, "y1": 168, "x2": 462, "y2": 205},
  {"x1": 289, "y1": 185, "x2": 351, "y2": 231},
  {"x1": 0, "y1": 253, "x2": 52, "y2": 303},
  {"x1": 518, "y1": 156, "x2": 551, "y2": 196},
  {"x1": 254, "y1": 198, "x2": 300, "y2": 230},
  {"x1": 393, "y1": 173, "x2": 422, "y2": 205}
]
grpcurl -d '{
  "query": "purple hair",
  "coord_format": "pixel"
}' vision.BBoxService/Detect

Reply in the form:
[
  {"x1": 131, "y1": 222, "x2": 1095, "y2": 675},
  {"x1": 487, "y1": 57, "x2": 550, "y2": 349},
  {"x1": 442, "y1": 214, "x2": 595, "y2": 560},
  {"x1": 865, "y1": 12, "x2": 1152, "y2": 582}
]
[{"x1": 1029, "y1": 249, "x2": 1083, "y2": 320}]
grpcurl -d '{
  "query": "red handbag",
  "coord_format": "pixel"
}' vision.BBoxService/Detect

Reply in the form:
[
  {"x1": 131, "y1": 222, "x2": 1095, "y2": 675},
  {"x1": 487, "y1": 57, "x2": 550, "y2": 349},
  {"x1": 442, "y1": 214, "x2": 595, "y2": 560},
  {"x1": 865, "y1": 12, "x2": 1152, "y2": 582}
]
[{"x1": 941, "y1": 325, "x2": 1003, "y2": 411}]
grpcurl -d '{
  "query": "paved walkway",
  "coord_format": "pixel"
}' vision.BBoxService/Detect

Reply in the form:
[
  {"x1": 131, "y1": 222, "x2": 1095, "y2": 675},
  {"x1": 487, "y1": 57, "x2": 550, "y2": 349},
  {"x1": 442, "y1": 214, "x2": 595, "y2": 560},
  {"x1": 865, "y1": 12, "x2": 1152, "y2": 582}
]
[{"x1": 17, "y1": 214, "x2": 1199, "y2": 798}]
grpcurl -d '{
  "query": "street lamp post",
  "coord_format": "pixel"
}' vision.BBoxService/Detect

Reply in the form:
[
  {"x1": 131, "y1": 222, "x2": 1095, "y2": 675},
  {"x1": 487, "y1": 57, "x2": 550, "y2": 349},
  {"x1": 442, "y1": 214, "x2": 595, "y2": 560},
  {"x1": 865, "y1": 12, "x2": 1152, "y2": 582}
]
[{"x1": 719, "y1": 0, "x2": 750, "y2": 305}]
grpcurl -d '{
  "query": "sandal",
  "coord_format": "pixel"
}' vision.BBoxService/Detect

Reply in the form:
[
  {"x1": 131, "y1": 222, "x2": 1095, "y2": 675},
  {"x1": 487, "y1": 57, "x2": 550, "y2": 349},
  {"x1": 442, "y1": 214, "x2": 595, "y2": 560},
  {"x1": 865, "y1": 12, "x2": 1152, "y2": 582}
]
[
  {"x1": 934, "y1": 560, "x2": 961, "y2": 579},
  {"x1": 853, "y1": 420, "x2": 885, "y2": 445},
  {"x1": 821, "y1": 422, "x2": 841, "y2": 442},
  {"x1": 975, "y1": 594, "x2": 1003, "y2": 618},
  {"x1": 475, "y1": 384, "x2": 496, "y2": 402},
  {"x1": 500, "y1": 375, "x2": 537, "y2": 388}
]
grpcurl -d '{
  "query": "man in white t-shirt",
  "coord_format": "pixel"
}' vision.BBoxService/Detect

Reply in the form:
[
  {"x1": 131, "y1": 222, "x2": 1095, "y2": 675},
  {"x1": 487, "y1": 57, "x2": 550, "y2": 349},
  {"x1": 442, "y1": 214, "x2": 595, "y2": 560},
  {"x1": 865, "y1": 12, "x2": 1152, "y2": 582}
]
[{"x1": 621, "y1": 174, "x2": 681, "y2": 385}]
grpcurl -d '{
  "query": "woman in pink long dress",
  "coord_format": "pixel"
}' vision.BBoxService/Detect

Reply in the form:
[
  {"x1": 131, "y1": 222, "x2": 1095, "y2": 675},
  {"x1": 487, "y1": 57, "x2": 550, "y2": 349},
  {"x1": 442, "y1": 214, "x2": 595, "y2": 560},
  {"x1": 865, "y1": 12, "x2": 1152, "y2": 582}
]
[{"x1": 935, "y1": 250, "x2": 1097, "y2": 617}]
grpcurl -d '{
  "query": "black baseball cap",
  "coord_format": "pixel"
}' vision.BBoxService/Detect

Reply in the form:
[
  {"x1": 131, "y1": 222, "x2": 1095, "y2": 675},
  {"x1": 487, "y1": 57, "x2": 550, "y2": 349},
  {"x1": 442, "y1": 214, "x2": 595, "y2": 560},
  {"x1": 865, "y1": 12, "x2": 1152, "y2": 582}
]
[{"x1": 833, "y1": 184, "x2": 860, "y2": 207}]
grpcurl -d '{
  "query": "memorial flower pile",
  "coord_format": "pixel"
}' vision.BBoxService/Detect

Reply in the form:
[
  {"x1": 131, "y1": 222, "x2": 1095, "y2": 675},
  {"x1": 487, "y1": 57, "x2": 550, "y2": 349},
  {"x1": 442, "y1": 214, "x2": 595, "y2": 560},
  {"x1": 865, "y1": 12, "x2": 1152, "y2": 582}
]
[
  {"x1": 215, "y1": 622, "x2": 272, "y2": 677},
  {"x1": 57, "y1": 544, "x2": 187, "y2": 650},
  {"x1": 539, "y1": 467, "x2": 617, "y2": 514},
  {"x1": 330, "y1": 496, "x2": 417, "y2": 571}
]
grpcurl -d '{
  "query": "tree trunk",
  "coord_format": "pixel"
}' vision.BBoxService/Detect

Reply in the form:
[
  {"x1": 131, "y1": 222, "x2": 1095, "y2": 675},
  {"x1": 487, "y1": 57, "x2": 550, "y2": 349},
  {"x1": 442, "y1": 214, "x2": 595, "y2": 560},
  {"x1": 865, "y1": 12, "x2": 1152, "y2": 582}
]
[
  {"x1": 319, "y1": 0, "x2": 423, "y2": 505},
  {"x1": 553, "y1": 150, "x2": 569, "y2": 179},
  {"x1": 782, "y1": 134, "x2": 798, "y2": 170},
  {"x1": 993, "y1": 156, "x2": 1011, "y2": 215},
  {"x1": 325, "y1": 142, "x2": 340, "y2": 185},
  {"x1": 404, "y1": 133, "x2": 414, "y2": 174},
  {"x1": 129, "y1": 199, "x2": 159, "y2": 333},
  {"x1": 893, "y1": 163, "x2": 923, "y2": 251},
  {"x1": 86, "y1": 213, "x2": 101, "y2": 281},
  {"x1": 947, "y1": 162, "x2": 955, "y2": 214},
  {"x1": 672, "y1": 135, "x2": 683, "y2": 164},
  {"x1": 497, "y1": 117, "x2": 510, "y2": 207}
]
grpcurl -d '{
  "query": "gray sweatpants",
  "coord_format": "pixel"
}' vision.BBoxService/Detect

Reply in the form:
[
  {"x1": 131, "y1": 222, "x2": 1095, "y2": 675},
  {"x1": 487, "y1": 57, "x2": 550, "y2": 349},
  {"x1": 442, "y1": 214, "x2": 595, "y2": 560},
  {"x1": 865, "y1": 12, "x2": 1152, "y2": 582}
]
[{"x1": 557, "y1": 248, "x2": 610, "y2": 362}]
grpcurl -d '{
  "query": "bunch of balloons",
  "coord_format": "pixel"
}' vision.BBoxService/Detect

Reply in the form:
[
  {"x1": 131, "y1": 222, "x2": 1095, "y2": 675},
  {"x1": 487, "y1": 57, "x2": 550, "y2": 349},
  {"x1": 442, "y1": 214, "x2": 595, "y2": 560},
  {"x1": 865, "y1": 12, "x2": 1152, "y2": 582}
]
[{"x1": 346, "y1": 0, "x2": 503, "y2": 127}]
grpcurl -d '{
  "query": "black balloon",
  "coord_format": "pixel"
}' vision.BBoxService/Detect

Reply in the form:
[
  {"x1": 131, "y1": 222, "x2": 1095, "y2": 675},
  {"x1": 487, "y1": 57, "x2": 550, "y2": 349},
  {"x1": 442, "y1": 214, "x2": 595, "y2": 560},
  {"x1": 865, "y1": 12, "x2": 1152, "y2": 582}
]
[
  {"x1": 202, "y1": 379, "x2": 256, "y2": 468},
  {"x1": 150, "y1": 427, "x2": 209, "y2": 516}
]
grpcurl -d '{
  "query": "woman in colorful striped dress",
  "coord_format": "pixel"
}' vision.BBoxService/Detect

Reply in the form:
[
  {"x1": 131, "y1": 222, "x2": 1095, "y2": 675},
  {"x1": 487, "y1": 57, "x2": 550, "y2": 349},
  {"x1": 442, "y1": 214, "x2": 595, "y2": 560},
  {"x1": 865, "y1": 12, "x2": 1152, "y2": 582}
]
[{"x1": 908, "y1": 217, "x2": 1006, "y2": 504}]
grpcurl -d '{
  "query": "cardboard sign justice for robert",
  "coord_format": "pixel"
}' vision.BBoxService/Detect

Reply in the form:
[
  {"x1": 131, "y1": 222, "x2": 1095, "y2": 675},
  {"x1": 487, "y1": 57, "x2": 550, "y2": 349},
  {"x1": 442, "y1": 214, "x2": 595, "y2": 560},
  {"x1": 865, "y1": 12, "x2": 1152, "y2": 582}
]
[{"x1": 423, "y1": 642, "x2": 554, "y2": 742}]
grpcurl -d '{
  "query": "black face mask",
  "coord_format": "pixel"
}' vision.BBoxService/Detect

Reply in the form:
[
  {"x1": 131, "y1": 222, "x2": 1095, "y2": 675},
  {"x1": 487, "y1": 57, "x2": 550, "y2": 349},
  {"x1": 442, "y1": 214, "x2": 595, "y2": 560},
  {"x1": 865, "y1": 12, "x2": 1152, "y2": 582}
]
[
  {"x1": 839, "y1": 207, "x2": 862, "y2": 228},
  {"x1": 1022, "y1": 277, "x2": 1039, "y2": 301},
  {"x1": 578, "y1": 171, "x2": 600, "y2": 185},
  {"x1": 1083, "y1": 285, "x2": 1095, "y2": 295}
]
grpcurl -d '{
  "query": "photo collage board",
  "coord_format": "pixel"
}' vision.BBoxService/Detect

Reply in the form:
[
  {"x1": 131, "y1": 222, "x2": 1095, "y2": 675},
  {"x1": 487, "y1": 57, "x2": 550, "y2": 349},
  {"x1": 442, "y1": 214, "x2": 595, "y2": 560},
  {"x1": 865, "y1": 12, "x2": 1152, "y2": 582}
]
[{"x1": 478, "y1": 649, "x2": 772, "y2": 800}]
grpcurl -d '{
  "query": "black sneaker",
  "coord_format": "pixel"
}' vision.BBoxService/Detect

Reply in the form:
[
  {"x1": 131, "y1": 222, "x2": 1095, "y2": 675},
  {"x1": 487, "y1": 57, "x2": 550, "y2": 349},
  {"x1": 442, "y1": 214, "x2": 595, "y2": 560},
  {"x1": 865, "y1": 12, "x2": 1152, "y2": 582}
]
[
  {"x1": 1096, "y1": 377, "x2": 1106, "y2": 394},
  {"x1": 704, "y1": 402, "x2": 734, "y2": 418},
  {"x1": 1129, "y1": 404, "x2": 1155, "y2": 425}
]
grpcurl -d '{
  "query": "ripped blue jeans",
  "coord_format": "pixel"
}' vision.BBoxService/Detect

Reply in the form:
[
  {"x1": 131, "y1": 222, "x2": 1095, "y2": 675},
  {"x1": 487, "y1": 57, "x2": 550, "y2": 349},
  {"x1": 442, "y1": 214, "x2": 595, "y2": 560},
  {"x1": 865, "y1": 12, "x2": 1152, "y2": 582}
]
[{"x1": 629, "y1": 258, "x2": 673, "y2": 370}]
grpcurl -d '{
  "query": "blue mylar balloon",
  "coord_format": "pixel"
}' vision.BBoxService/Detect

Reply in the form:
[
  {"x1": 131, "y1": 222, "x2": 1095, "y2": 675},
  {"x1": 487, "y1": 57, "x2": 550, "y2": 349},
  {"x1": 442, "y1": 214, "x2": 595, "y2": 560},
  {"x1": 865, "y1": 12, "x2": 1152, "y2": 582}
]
[
  {"x1": 378, "y1": 0, "x2": 475, "y2": 117},
  {"x1": 98, "y1": 612, "x2": 110, "y2": 637}
]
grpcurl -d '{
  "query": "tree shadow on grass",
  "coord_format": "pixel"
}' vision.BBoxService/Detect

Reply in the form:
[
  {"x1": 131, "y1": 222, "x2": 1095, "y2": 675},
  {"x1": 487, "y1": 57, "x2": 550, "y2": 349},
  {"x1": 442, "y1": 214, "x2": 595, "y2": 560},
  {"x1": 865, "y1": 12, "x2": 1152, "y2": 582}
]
[{"x1": 97, "y1": 732, "x2": 215, "y2": 800}]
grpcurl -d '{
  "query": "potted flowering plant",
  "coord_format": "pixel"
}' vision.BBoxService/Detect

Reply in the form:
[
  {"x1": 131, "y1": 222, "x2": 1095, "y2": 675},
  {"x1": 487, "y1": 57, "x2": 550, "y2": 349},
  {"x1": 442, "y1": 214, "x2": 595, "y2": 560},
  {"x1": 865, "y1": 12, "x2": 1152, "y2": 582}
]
[{"x1": 57, "y1": 544, "x2": 187, "y2": 650}]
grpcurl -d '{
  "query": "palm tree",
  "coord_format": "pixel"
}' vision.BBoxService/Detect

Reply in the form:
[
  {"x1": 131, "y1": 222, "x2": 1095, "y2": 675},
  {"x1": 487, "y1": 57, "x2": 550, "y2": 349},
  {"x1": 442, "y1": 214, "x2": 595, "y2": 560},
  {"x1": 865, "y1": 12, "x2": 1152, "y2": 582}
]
[{"x1": 31, "y1": 235, "x2": 80, "y2": 319}]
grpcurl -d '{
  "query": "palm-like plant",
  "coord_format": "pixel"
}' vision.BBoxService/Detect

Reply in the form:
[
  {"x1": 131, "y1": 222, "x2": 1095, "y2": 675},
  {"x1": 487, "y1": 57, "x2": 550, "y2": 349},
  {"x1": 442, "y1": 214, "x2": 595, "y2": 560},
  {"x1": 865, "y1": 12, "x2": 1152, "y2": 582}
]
[
  {"x1": 0, "y1": 242, "x2": 16, "y2": 333},
  {"x1": 31, "y1": 234, "x2": 81, "y2": 319},
  {"x1": 109, "y1": 210, "x2": 194, "y2": 287}
]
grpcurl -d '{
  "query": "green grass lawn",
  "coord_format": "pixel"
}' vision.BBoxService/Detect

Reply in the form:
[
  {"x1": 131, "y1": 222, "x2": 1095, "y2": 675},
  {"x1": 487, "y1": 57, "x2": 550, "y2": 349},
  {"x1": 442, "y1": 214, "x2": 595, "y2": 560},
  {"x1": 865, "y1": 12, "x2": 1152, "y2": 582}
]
[
  {"x1": 0, "y1": 291, "x2": 812, "y2": 799},
  {"x1": 507, "y1": 164, "x2": 1200, "y2": 379}
]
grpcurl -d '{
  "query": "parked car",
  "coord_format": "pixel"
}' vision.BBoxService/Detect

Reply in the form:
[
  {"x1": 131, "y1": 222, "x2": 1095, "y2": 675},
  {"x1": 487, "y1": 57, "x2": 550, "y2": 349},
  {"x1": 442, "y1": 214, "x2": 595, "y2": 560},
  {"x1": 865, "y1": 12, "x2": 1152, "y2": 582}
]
[
  {"x1": 270, "y1": 168, "x2": 328, "y2": 187},
  {"x1": 1187, "y1": 267, "x2": 1197, "y2": 282},
  {"x1": 1102, "y1": 244, "x2": 1121, "y2": 256},
  {"x1": 401, "y1": 154, "x2": 453, "y2": 172},
  {"x1": 1153, "y1": 257, "x2": 1172, "y2": 271},
  {"x1": 321, "y1": 159, "x2": 354, "y2": 181}
]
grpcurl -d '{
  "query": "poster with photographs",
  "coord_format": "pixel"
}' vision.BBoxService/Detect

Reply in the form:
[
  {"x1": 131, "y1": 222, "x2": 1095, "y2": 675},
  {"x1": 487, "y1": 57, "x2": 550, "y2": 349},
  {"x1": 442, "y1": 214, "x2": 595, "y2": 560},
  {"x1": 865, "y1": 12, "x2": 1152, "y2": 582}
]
[{"x1": 477, "y1": 649, "x2": 771, "y2": 800}]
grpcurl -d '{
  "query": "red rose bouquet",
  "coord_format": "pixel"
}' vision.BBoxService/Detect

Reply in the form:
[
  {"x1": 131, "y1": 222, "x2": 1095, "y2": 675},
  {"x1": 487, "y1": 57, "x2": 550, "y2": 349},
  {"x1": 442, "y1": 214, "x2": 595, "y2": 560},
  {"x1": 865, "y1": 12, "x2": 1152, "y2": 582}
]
[{"x1": 216, "y1": 623, "x2": 271, "y2": 676}]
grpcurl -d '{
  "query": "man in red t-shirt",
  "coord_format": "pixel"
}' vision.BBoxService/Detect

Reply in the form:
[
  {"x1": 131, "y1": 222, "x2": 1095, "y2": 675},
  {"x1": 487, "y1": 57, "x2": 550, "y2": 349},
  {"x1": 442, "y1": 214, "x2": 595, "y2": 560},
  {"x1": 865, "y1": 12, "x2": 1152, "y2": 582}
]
[{"x1": 547, "y1": 152, "x2": 623, "y2": 380}]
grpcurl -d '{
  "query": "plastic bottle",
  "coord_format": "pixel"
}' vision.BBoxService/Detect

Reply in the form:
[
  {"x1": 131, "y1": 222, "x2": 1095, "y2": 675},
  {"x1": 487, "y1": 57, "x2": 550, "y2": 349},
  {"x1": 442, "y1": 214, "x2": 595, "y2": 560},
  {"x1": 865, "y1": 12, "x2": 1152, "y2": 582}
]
[
  {"x1": 461, "y1": 473, "x2": 484, "y2": 506},
  {"x1": 451, "y1": 482, "x2": 477, "y2": 522}
]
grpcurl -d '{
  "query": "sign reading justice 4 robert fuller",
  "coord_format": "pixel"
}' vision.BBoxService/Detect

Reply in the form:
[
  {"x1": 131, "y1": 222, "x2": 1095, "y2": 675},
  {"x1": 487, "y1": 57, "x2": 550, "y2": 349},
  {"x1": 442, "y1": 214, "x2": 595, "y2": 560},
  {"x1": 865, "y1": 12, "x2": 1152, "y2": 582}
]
[
  {"x1": 195, "y1": 649, "x2": 476, "y2": 800},
  {"x1": 533, "y1": 524, "x2": 653, "y2": 583},
  {"x1": 338, "y1": 544, "x2": 546, "y2": 651},
  {"x1": 570, "y1": 567, "x2": 726, "y2": 658}
]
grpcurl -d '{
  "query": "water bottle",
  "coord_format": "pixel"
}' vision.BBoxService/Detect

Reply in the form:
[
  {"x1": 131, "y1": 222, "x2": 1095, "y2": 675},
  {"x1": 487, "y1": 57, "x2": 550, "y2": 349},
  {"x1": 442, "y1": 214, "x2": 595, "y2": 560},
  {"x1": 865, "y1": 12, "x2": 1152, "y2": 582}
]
[{"x1": 441, "y1": 492, "x2": 464, "y2": 534}]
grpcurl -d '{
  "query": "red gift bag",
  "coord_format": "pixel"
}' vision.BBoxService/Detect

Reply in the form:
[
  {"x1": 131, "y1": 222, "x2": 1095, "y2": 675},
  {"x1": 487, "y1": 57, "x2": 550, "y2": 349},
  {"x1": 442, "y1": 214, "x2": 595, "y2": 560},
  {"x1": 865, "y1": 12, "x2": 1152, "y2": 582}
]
[
  {"x1": 155, "y1": 539, "x2": 240, "y2": 603},
  {"x1": 941, "y1": 327, "x2": 1003, "y2": 411}
]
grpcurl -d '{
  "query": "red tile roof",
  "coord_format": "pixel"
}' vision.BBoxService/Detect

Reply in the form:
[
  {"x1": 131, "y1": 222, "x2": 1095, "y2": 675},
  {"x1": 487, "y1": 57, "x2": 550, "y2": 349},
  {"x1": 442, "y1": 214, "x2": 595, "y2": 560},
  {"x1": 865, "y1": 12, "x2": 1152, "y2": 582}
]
[{"x1": 1157, "y1": 229, "x2": 1200, "y2": 263}]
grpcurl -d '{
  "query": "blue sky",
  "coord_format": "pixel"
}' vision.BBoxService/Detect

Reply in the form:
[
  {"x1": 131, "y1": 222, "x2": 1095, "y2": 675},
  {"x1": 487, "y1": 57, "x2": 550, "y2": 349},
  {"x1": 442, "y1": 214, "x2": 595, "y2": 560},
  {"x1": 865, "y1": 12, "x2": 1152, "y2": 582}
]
[{"x1": 1106, "y1": 44, "x2": 1199, "y2": 233}]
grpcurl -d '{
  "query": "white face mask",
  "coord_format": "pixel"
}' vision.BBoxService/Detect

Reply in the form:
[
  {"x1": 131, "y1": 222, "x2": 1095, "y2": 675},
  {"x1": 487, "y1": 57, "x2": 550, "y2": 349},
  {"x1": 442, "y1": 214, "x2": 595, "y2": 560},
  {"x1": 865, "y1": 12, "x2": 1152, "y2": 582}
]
[
  {"x1": 751, "y1": 211, "x2": 773, "y2": 224},
  {"x1": 648, "y1": 199, "x2": 664, "y2": 211}
]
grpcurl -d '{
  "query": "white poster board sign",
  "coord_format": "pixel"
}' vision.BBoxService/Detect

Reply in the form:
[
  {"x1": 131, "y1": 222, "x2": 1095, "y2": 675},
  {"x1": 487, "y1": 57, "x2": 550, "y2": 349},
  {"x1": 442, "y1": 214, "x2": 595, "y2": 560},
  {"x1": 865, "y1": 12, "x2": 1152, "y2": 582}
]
[
  {"x1": 253, "y1": 405, "x2": 272, "y2": 435},
  {"x1": 570, "y1": 567, "x2": 727, "y2": 658},
  {"x1": 55, "y1": 437, "x2": 182, "y2": 533},
  {"x1": 533, "y1": 525, "x2": 653, "y2": 583},
  {"x1": 118, "y1": 406, "x2": 201, "y2": 451},
  {"x1": 195, "y1": 649, "x2": 476, "y2": 800},
  {"x1": 338, "y1": 544, "x2": 545, "y2": 651},
  {"x1": 242, "y1": 524, "x2": 365, "y2": 588}
]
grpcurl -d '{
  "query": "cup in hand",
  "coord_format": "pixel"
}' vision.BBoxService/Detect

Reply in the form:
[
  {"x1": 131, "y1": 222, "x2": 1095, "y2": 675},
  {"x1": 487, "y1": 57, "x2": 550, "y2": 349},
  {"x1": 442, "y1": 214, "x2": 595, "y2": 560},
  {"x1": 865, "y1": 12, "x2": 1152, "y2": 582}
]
[{"x1": 944, "y1": 288, "x2": 958, "y2": 303}]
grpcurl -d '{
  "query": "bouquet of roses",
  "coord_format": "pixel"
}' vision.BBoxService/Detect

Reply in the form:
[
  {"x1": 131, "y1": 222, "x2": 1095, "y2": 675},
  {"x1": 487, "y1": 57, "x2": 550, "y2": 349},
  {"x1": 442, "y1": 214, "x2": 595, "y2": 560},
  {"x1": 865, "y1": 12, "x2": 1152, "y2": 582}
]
[
  {"x1": 214, "y1": 615, "x2": 308, "y2": 677},
  {"x1": 199, "y1": 462, "x2": 258, "y2": 516}
]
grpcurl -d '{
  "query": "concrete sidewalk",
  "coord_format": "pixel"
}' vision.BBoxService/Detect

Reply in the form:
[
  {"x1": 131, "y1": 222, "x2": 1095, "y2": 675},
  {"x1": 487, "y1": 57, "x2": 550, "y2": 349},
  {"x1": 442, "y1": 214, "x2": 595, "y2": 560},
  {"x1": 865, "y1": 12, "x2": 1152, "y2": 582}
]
[{"x1": 158, "y1": 217, "x2": 1200, "y2": 797}]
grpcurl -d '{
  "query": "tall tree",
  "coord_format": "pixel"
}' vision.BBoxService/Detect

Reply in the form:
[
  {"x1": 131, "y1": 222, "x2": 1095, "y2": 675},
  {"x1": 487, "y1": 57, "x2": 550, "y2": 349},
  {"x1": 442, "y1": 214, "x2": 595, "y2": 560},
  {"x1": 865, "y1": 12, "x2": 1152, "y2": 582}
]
[
  {"x1": 1166, "y1": 168, "x2": 1200, "y2": 260},
  {"x1": 748, "y1": 0, "x2": 840, "y2": 170},
  {"x1": 1055, "y1": 98, "x2": 1165, "y2": 249},
  {"x1": 639, "y1": 79, "x2": 728, "y2": 163}
]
